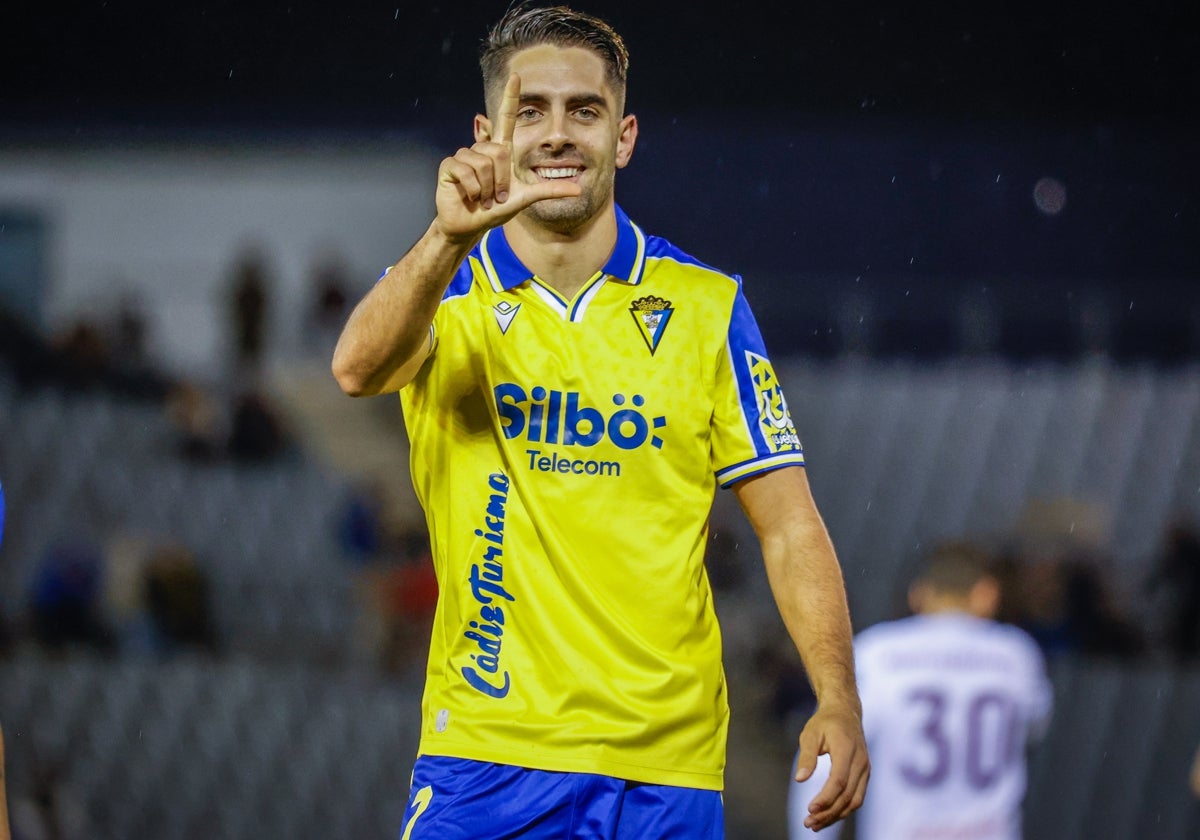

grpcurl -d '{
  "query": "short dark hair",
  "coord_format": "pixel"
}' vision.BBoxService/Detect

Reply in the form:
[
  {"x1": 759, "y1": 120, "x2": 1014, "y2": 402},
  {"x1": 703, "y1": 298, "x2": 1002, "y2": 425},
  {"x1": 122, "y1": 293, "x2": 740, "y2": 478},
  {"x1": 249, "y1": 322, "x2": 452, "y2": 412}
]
[
  {"x1": 480, "y1": 3, "x2": 630, "y2": 113},
  {"x1": 916, "y1": 541, "x2": 993, "y2": 595}
]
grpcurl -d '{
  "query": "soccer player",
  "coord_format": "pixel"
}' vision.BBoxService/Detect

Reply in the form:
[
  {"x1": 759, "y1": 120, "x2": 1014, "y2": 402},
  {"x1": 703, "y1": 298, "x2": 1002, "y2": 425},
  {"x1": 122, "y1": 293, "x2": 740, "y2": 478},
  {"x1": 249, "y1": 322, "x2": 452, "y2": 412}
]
[
  {"x1": 332, "y1": 4, "x2": 868, "y2": 837},
  {"x1": 789, "y1": 541, "x2": 1053, "y2": 839}
]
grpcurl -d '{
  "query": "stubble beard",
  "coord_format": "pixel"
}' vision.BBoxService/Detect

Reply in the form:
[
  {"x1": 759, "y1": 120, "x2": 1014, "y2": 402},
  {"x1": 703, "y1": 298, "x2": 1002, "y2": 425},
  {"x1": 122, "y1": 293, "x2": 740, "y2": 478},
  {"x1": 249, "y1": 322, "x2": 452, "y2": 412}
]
[
  {"x1": 523, "y1": 190, "x2": 599, "y2": 234},
  {"x1": 520, "y1": 158, "x2": 615, "y2": 235}
]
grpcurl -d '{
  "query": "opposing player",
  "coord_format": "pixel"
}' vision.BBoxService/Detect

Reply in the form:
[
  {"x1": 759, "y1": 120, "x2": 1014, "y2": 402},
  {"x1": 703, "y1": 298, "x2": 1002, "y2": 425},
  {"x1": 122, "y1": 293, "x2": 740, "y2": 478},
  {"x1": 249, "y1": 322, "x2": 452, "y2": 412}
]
[
  {"x1": 332, "y1": 3, "x2": 867, "y2": 837},
  {"x1": 789, "y1": 541, "x2": 1053, "y2": 838}
]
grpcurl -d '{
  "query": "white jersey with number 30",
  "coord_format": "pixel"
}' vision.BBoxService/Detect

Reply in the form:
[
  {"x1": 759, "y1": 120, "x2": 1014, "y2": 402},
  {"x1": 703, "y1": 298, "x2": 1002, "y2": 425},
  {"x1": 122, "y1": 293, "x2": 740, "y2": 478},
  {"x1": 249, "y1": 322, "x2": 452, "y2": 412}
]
[{"x1": 790, "y1": 612, "x2": 1053, "y2": 840}]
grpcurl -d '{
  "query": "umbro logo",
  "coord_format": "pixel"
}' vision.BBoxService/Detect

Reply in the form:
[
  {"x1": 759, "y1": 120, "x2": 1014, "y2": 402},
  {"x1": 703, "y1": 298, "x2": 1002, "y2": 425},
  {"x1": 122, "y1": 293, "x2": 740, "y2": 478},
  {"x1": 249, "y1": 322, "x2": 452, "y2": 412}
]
[{"x1": 493, "y1": 300, "x2": 521, "y2": 334}]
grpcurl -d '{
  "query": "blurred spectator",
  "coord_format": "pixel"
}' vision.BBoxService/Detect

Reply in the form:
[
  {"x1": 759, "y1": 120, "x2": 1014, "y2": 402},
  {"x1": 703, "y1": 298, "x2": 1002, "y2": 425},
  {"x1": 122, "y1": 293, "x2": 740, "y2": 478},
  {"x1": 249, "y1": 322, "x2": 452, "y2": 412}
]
[
  {"x1": 165, "y1": 379, "x2": 292, "y2": 464},
  {"x1": 113, "y1": 291, "x2": 147, "y2": 365},
  {"x1": 337, "y1": 480, "x2": 387, "y2": 567},
  {"x1": 164, "y1": 380, "x2": 224, "y2": 463},
  {"x1": 142, "y1": 543, "x2": 216, "y2": 656},
  {"x1": 48, "y1": 319, "x2": 110, "y2": 391},
  {"x1": 103, "y1": 532, "x2": 157, "y2": 656},
  {"x1": 996, "y1": 497, "x2": 1148, "y2": 659},
  {"x1": 28, "y1": 537, "x2": 115, "y2": 655},
  {"x1": 8, "y1": 742, "x2": 86, "y2": 840},
  {"x1": 305, "y1": 249, "x2": 352, "y2": 357},
  {"x1": 226, "y1": 387, "x2": 290, "y2": 463},
  {"x1": 380, "y1": 529, "x2": 439, "y2": 674},
  {"x1": 226, "y1": 245, "x2": 272, "y2": 373},
  {"x1": 993, "y1": 547, "x2": 1074, "y2": 656},
  {"x1": 995, "y1": 543, "x2": 1145, "y2": 660},
  {"x1": 106, "y1": 291, "x2": 171, "y2": 399},
  {"x1": 355, "y1": 527, "x2": 438, "y2": 675},
  {"x1": 1145, "y1": 519, "x2": 1200, "y2": 661},
  {"x1": 5, "y1": 304, "x2": 171, "y2": 400},
  {"x1": 1058, "y1": 554, "x2": 1146, "y2": 658}
]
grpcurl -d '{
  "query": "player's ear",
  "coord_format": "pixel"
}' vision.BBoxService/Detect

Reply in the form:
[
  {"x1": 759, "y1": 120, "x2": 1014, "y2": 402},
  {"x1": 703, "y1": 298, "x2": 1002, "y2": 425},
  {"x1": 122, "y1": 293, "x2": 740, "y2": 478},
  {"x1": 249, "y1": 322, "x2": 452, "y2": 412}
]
[
  {"x1": 907, "y1": 582, "x2": 927, "y2": 616},
  {"x1": 615, "y1": 113, "x2": 638, "y2": 169},
  {"x1": 474, "y1": 114, "x2": 493, "y2": 143},
  {"x1": 968, "y1": 575, "x2": 1001, "y2": 619}
]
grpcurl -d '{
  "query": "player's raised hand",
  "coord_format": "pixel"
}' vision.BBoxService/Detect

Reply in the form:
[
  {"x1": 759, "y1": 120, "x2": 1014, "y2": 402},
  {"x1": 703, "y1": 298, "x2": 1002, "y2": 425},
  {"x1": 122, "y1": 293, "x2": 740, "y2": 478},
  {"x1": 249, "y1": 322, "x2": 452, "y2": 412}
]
[{"x1": 434, "y1": 73, "x2": 582, "y2": 244}]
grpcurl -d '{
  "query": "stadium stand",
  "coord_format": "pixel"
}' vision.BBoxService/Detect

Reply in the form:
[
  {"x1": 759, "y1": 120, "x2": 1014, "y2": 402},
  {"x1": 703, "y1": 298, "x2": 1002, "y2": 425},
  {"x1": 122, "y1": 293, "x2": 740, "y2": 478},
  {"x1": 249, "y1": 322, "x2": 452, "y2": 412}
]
[{"x1": 2, "y1": 356, "x2": 1200, "y2": 838}]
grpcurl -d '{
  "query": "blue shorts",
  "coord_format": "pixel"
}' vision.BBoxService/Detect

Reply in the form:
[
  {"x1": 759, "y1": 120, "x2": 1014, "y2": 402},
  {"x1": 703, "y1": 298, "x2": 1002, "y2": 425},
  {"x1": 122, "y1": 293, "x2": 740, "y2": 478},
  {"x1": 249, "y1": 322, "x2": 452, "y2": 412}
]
[{"x1": 398, "y1": 755, "x2": 724, "y2": 840}]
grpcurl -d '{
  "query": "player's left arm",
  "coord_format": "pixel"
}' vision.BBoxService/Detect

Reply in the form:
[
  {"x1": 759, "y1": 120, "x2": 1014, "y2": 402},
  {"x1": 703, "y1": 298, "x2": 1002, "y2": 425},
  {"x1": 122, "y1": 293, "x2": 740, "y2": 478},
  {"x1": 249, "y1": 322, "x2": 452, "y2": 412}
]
[{"x1": 734, "y1": 465, "x2": 868, "y2": 832}]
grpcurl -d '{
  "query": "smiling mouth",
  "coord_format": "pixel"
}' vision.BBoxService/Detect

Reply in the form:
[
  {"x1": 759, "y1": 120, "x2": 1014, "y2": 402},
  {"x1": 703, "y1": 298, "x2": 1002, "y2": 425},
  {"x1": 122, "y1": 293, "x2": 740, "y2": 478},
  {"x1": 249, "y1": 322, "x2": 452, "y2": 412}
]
[{"x1": 534, "y1": 166, "x2": 583, "y2": 179}]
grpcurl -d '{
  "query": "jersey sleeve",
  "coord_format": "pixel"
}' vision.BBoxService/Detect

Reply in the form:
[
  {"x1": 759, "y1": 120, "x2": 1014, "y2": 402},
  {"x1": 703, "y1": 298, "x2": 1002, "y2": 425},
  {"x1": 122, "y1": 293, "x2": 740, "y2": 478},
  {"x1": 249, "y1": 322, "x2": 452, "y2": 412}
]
[
  {"x1": 710, "y1": 281, "x2": 806, "y2": 487},
  {"x1": 425, "y1": 258, "x2": 477, "y2": 357}
]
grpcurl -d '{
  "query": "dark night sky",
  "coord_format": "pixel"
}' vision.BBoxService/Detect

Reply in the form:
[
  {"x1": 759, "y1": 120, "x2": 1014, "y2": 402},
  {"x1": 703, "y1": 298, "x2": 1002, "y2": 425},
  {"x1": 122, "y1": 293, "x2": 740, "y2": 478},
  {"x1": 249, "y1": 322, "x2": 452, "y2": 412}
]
[{"x1": 5, "y1": 1, "x2": 1197, "y2": 129}]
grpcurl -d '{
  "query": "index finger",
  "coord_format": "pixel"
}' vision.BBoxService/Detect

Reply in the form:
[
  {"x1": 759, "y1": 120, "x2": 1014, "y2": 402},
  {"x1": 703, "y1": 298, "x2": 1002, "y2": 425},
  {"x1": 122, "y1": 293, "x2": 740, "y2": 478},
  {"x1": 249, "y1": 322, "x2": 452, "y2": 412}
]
[{"x1": 492, "y1": 73, "x2": 521, "y2": 145}]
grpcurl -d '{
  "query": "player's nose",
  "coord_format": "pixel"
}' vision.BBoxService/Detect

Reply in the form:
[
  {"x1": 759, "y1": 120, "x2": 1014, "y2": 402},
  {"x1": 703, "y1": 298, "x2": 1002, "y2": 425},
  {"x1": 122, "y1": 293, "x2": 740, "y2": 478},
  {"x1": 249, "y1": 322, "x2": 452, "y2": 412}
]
[{"x1": 538, "y1": 108, "x2": 575, "y2": 150}]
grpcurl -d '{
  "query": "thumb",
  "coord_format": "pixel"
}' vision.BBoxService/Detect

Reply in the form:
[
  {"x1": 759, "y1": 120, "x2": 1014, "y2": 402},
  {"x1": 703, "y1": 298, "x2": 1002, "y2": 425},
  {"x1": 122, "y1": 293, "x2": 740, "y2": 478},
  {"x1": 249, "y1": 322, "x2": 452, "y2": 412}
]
[
  {"x1": 794, "y1": 735, "x2": 820, "y2": 782},
  {"x1": 519, "y1": 178, "x2": 583, "y2": 206}
]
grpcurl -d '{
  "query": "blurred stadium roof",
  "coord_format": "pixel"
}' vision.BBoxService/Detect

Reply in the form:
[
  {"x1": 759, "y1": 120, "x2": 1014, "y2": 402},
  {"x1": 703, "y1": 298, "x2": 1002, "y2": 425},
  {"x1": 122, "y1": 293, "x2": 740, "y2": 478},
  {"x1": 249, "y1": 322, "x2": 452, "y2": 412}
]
[
  {"x1": 3, "y1": 0, "x2": 1196, "y2": 130},
  {"x1": 3, "y1": 1, "x2": 1196, "y2": 361}
]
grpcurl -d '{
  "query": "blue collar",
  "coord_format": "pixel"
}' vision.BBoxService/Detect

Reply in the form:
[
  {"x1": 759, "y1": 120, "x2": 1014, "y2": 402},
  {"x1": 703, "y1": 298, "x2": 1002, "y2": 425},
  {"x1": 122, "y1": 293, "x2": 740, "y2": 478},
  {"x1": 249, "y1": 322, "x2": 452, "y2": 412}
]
[{"x1": 477, "y1": 204, "x2": 647, "y2": 292}]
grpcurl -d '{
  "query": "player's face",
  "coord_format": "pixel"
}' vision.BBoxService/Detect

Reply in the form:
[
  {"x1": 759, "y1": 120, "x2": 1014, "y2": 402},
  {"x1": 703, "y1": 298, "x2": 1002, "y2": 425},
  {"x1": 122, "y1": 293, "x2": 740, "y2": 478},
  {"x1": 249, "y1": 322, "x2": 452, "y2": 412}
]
[{"x1": 495, "y1": 44, "x2": 637, "y2": 232}]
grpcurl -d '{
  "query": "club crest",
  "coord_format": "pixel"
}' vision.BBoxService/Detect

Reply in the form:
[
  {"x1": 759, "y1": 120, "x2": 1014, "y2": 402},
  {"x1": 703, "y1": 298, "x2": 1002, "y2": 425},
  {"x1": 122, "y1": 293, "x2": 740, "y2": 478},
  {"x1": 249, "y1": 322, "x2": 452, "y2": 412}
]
[{"x1": 629, "y1": 295, "x2": 674, "y2": 355}]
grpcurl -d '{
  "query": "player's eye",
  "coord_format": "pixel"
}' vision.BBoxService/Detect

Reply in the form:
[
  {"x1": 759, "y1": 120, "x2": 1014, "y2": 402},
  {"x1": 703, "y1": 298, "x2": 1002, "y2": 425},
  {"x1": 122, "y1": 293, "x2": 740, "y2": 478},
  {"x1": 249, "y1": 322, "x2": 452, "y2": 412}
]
[
  {"x1": 574, "y1": 107, "x2": 599, "y2": 120},
  {"x1": 517, "y1": 107, "x2": 542, "y2": 120}
]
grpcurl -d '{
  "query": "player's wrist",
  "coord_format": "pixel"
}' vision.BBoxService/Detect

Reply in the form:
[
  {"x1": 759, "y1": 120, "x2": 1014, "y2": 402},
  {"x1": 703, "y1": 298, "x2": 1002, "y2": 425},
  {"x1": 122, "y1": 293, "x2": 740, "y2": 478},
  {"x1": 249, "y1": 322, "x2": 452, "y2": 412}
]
[
  {"x1": 429, "y1": 216, "x2": 487, "y2": 252},
  {"x1": 812, "y1": 689, "x2": 863, "y2": 721}
]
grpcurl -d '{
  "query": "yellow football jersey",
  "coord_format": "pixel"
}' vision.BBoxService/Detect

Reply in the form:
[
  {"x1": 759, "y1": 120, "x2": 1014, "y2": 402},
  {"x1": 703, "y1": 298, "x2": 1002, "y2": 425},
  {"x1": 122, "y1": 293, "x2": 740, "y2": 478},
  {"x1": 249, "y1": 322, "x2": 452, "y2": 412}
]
[{"x1": 398, "y1": 205, "x2": 804, "y2": 790}]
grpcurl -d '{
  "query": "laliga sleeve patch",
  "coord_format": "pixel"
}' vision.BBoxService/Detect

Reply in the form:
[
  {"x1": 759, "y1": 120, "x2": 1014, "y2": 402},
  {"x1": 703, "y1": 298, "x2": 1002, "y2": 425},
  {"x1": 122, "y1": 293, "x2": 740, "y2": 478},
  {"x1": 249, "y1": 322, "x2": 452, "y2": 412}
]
[{"x1": 745, "y1": 351, "x2": 801, "y2": 453}]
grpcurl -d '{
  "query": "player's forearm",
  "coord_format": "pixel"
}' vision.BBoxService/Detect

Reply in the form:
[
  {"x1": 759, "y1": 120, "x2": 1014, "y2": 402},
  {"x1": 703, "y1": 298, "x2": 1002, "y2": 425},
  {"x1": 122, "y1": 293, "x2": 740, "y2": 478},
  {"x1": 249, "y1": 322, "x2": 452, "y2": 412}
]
[
  {"x1": 332, "y1": 222, "x2": 475, "y2": 396},
  {"x1": 763, "y1": 524, "x2": 860, "y2": 713},
  {"x1": 736, "y1": 469, "x2": 861, "y2": 712}
]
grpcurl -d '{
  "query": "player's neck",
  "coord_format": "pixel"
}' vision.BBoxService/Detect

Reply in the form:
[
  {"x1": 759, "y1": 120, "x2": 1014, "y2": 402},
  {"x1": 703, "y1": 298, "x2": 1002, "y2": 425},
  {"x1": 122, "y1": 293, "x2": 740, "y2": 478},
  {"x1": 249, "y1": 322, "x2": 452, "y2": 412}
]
[
  {"x1": 921, "y1": 605, "x2": 973, "y2": 616},
  {"x1": 506, "y1": 204, "x2": 618, "y2": 300},
  {"x1": 915, "y1": 594, "x2": 974, "y2": 616}
]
